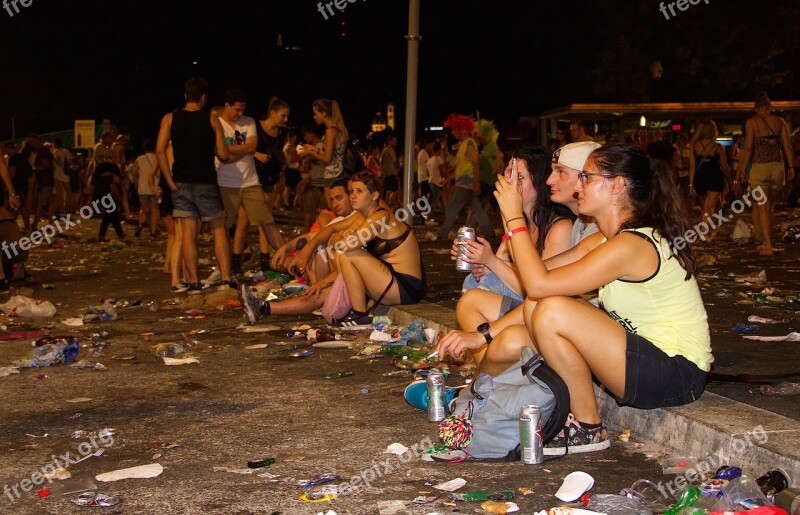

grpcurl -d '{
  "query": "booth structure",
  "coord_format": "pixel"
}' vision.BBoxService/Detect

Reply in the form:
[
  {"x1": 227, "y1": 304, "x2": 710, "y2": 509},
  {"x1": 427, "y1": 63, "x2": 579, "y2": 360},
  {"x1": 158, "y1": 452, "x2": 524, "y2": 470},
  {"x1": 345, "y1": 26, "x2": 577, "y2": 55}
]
[{"x1": 535, "y1": 101, "x2": 800, "y2": 145}]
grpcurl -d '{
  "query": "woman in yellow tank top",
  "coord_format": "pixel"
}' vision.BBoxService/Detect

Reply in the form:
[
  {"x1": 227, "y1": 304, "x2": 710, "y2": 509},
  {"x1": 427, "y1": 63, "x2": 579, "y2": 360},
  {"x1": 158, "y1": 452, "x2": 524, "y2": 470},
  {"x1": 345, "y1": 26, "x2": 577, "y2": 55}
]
[{"x1": 440, "y1": 143, "x2": 712, "y2": 454}]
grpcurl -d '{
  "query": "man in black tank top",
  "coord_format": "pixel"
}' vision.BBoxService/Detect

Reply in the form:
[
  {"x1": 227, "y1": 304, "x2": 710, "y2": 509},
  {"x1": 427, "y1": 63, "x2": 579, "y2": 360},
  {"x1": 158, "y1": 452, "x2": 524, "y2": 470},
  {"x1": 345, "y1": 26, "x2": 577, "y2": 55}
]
[{"x1": 156, "y1": 77, "x2": 234, "y2": 294}]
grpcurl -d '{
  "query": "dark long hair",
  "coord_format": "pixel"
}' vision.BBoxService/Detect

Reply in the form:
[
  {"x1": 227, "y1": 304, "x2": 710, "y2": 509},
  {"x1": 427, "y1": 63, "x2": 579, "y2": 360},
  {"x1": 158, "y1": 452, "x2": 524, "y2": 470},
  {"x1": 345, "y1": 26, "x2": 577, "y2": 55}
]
[
  {"x1": 513, "y1": 146, "x2": 575, "y2": 254},
  {"x1": 588, "y1": 144, "x2": 696, "y2": 279}
]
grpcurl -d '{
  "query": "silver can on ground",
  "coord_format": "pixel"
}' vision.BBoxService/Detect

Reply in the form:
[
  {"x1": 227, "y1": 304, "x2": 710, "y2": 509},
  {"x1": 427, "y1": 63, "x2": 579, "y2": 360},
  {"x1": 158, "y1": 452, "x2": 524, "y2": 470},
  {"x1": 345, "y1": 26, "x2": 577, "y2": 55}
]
[
  {"x1": 426, "y1": 370, "x2": 446, "y2": 422},
  {"x1": 520, "y1": 404, "x2": 544, "y2": 465}
]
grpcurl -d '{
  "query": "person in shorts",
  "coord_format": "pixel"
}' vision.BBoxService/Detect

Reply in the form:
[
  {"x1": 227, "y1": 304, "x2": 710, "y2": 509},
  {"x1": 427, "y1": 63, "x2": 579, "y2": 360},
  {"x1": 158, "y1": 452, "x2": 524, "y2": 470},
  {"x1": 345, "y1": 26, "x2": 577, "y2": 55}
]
[
  {"x1": 439, "y1": 144, "x2": 712, "y2": 455},
  {"x1": 156, "y1": 77, "x2": 233, "y2": 294}
]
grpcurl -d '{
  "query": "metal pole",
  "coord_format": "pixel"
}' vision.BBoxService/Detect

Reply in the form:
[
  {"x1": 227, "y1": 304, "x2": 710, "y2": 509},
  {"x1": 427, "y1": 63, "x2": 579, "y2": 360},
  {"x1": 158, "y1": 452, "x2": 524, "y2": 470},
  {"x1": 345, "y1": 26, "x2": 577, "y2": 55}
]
[{"x1": 402, "y1": 0, "x2": 420, "y2": 223}]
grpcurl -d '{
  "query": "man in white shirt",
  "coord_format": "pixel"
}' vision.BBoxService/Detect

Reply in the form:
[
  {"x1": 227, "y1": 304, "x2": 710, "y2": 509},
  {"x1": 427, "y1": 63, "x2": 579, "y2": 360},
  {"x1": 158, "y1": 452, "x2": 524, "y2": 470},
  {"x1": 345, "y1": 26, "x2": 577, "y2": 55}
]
[{"x1": 216, "y1": 89, "x2": 285, "y2": 275}]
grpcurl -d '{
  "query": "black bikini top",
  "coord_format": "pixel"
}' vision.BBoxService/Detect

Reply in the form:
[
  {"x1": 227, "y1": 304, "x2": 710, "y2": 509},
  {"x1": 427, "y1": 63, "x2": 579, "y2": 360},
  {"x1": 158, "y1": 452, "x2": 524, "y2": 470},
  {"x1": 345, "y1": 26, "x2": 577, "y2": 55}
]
[{"x1": 365, "y1": 209, "x2": 411, "y2": 256}]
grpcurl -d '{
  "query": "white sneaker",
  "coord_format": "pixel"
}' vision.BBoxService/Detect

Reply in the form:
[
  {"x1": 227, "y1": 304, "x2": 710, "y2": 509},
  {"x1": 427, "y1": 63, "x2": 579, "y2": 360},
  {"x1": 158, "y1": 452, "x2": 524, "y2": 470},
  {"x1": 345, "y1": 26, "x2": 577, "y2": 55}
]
[{"x1": 202, "y1": 268, "x2": 222, "y2": 286}]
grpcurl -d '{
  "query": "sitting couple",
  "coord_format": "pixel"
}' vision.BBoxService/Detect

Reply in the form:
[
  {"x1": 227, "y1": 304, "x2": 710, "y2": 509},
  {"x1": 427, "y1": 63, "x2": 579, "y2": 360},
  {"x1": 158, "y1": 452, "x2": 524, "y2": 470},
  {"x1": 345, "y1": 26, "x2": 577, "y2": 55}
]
[
  {"x1": 239, "y1": 172, "x2": 425, "y2": 326},
  {"x1": 433, "y1": 142, "x2": 713, "y2": 455}
]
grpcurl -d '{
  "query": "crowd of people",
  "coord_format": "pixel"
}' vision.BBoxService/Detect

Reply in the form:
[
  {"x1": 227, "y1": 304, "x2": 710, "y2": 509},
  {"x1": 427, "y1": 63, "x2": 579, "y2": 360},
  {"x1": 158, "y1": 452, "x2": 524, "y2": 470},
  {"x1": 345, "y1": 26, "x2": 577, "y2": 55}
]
[{"x1": 2, "y1": 83, "x2": 799, "y2": 456}]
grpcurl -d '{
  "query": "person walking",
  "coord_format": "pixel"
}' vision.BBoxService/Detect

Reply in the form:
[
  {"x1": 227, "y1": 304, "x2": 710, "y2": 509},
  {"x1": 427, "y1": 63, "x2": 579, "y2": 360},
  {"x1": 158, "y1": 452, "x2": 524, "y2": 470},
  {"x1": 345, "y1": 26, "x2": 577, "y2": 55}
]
[{"x1": 436, "y1": 114, "x2": 493, "y2": 240}]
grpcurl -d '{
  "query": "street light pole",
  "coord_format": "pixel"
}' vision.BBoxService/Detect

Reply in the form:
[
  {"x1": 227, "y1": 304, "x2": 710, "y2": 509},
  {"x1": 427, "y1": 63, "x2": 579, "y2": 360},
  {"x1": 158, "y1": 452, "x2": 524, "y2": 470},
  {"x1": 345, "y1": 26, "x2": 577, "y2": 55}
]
[{"x1": 402, "y1": 0, "x2": 420, "y2": 223}]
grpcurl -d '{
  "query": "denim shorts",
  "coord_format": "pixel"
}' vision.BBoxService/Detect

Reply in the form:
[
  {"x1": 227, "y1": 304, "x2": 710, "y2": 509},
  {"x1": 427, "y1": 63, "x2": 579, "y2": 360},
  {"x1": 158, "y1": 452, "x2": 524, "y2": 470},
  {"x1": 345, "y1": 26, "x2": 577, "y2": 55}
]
[
  {"x1": 618, "y1": 331, "x2": 708, "y2": 409},
  {"x1": 462, "y1": 270, "x2": 524, "y2": 317},
  {"x1": 172, "y1": 183, "x2": 225, "y2": 221}
]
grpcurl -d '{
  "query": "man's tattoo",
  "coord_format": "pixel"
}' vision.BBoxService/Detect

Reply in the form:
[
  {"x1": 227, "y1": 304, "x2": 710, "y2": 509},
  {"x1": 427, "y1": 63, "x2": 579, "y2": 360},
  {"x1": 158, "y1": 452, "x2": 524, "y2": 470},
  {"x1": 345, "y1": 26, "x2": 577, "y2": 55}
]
[{"x1": 295, "y1": 238, "x2": 308, "y2": 251}]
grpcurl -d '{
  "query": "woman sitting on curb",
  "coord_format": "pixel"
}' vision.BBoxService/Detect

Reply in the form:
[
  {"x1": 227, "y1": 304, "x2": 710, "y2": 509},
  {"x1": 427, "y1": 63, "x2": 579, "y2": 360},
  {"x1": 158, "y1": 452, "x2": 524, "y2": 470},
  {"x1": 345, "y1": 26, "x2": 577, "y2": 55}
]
[
  {"x1": 244, "y1": 172, "x2": 425, "y2": 326},
  {"x1": 438, "y1": 144, "x2": 712, "y2": 454},
  {"x1": 458, "y1": 146, "x2": 574, "y2": 315}
]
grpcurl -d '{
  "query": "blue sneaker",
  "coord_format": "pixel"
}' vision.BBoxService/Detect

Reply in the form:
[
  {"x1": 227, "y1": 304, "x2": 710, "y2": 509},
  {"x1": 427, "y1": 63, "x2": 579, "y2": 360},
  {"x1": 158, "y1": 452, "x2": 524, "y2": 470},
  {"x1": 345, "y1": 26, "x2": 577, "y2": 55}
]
[{"x1": 403, "y1": 380, "x2": 464, "y2": 412}]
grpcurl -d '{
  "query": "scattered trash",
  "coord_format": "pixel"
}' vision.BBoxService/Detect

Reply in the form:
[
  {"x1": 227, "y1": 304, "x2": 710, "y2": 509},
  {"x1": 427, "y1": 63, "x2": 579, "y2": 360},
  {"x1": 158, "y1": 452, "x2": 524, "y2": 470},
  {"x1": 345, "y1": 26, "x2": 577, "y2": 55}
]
[
  {"x1": 555, "y1": 471, "x2": 595, "y2": 502},
  {"x1": 44, "y1": 467, "x2": 72, "y2": 480},
  {"x1": 95, "y1": 463, "x2": 163, "y2": 482},
  {"x1": 734, "y1": 270, "x2": 767, "y2": 285},
  {"x1": 585, "y1": 493, "x2": 652, "y2": 514},
  {"x1": 15, "y1": 337, "x2": 79, "y2": 368},
  {"x1": 72, "y1": 428, "x2": 116, "y2": 440},
  {"x1": 0, "y1": 330, "x2": 45, "y2": 340},
  {"x1": 323, "y1": 371, "x2": 353, "y2": 379},
  {"x1": 662, "y1": 456, "x2": 698, "y2": 475},
  {"x1": 312, "y1": 341, "x2": 351, "y2": 349},
  {"x1": 617, "y1": 429, "x2": 631, "y2": 442},
  {"x1": 730, "y1": 325, "x2": 759, "y2": 333},
  {"x1": 747, "y1": 315, "x2": 791, "y2": 324},
  {"x1": 247, "y1": 457, "x2": 276, "y2": 469},
  {"x1": 743, "y1": 332, "x2": 800, "y2": 341},
  {"x1": 384, "y1": 443, "x2": 409, "y2": 455},
  {"x1": 760, "y1": 382, "x2": 800, "y2": 396},
  {"x1": 290, "y1": 350, "x2": 314, "y2": 358},
  {"x1": 71, "y1": 492, "x2": 123, "y2": 507},
  {"x1": 62, "y1": 317, "x2": 84, "y2": 326},
  {"x1": 245, "y1": 344, "x2": 269, "y2": 349},
  {"x1": 454, "y1": 491, "x2": 515, "y2": 502},
  {"x1": 300, "y1": 485, "x2": 340, "y2": 503},
  {"x1": 26, "y1": 432, "x2": 49, "y2": 438},
  {"x1": 70, "y1": 360, "x2": 107, "y2": 371},
  {"x1": 66, "y1": 397, "x2": 93, "y2": 403},
  {"x1": 0, "y1": 366, "x2": 20, "y2": 377},
  {"x1": 481, "y1": 500, "x2": 519, "y2": 514},
  {"x1": 434, "y1": 478, "x2": 467, "y2": 492},
  {"x1": 162, "y1": 357, "x2": 199, "y2": 366},
  {"x1": 295, "y1": 474, "x2": 341, "y2": 487},
  {"x1": 213, "y1": 467, "x2": 257, "y2": 474},
  {"x1": 1, "y1": 295, "x2": 57, "y2": 317}
]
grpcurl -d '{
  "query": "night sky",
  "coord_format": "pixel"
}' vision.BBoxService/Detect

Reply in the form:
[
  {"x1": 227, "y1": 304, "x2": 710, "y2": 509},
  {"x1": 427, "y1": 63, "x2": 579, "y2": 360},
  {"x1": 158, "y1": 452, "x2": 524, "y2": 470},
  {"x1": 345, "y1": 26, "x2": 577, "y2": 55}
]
[{"x1": 1, "y1": 0, "x2": 798, "y2": 145}]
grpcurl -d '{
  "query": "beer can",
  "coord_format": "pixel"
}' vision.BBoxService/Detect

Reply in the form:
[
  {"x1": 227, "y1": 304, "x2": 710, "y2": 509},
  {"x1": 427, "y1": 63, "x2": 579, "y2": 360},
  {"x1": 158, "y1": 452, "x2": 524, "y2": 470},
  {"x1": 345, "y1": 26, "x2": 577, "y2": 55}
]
[
  {"x1": 519, "y1": 405, "x2": 544, "y2": 465},
  {"x1": 426, "y1": 370, "x2": 446, "y2": 422},
  {"x1": 455, "y1": 226, "x2": 476, "y2": 272}
]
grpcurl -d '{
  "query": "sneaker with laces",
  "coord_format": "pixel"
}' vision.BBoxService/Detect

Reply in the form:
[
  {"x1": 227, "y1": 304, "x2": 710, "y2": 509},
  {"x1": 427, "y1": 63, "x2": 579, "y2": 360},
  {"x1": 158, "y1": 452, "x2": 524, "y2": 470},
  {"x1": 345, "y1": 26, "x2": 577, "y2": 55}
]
[
  {"x1": 238, "y1": 284, "x2": 267, "y2": 324},
  {"x1": 544, "y1": 414, "x2": 610, "y2": 455},
  {"x1": 201, "y1": 268, "x2": 222, "y2": 286},
  {"x1": 170, "y1": 282, "x2": 190, "y2": 293},
  {"x1": 186, "y1": 282, "x2": 206, "y2": 295}
]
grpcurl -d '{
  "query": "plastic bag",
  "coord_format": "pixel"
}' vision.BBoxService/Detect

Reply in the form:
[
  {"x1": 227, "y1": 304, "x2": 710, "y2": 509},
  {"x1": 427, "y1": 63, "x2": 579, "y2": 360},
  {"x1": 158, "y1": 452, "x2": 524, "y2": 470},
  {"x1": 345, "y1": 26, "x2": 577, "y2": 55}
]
[
  {"x1": 1, "y1": 295, "x2": 57, "y2": 317},
  {"x1": 321, "y1": 274, "x2": 351, "y2": 324},
  {"x1": 732, "y1": 217, "x2": 751, "y2": 243}
]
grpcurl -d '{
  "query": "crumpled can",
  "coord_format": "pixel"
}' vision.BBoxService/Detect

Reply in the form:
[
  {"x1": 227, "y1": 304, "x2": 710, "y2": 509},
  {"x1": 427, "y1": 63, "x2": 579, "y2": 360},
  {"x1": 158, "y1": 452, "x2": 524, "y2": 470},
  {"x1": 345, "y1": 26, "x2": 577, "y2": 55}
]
[{"x1": 71, "y1": 492, "x2": 123, "y2": 507}]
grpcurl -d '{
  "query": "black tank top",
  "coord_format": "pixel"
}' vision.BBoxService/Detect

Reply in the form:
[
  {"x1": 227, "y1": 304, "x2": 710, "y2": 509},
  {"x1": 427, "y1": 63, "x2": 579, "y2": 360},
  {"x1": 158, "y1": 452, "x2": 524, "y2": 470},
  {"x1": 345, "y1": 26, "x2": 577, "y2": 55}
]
[{"x1": 171, "y1": 109, "x2": 217, "y2": 184}]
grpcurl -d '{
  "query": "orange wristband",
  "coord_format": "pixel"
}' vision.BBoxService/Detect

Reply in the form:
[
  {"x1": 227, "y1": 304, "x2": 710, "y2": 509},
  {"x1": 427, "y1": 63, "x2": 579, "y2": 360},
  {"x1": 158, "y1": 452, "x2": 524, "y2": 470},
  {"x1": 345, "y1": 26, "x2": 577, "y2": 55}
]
[{"x1": 502, "y1": 226, "x2": 529, "y2": 241}]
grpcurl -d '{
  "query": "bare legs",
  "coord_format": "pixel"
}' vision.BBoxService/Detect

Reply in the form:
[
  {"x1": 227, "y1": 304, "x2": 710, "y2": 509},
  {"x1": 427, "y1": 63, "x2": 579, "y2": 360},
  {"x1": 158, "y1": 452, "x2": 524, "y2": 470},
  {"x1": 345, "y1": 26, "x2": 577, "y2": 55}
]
[{"x1": 754, "y1": 189, "x2": 778, "y2": 255}]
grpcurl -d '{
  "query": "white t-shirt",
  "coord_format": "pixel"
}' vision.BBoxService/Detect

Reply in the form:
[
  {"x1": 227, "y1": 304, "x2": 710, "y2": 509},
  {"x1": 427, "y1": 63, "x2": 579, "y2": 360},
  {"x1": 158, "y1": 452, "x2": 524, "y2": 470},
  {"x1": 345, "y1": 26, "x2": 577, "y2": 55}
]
[
  {"x1": 216, "y1": 116, "x2": 260, "y2": 188},
  {"x1": 417, "y1": 149, "x2": 430, "y2": 182},
  {"x1": 52, "y1": 147, "x2": 71, "y2": 182},
  {"x1": 427, "y1": 155, "x2": 443, "y2": 185},
  {"x1": 134, "y1": 152, "x2": 157, "y2": 195}
]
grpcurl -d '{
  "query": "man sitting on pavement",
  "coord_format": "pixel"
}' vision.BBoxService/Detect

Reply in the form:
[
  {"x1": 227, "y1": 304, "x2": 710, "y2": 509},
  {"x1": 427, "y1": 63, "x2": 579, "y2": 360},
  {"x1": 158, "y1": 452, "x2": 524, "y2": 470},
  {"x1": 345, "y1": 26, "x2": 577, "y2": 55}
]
[{"x1": 239, "y1": 179, "x2": 356, "y2": 321}]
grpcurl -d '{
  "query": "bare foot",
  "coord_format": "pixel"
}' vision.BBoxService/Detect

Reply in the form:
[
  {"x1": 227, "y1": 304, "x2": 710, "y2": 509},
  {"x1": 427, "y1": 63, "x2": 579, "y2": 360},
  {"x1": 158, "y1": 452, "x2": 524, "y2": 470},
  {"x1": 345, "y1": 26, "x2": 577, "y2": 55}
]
[
  {"x1": 758, "y1": 248, "x2": 774, "y2": 256},
  {"x1": 756, "y1": 243, "x2": 766, "y2": 251}
]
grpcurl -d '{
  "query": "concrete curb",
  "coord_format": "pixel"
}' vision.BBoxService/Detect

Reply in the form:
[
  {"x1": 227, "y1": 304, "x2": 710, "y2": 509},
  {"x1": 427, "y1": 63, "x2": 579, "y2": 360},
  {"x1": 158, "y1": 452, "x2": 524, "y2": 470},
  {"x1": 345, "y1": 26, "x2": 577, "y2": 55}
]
[{"x1": 385, "y1": 301, "x2": 800, "y2": 486}]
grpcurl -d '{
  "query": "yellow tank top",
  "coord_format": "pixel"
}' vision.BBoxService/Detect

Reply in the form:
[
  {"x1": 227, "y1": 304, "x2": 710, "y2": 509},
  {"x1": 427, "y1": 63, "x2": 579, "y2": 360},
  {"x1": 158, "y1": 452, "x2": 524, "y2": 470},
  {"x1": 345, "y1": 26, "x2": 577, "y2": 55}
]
[
  {"x1": 454, "y1": 138, "x2": 477, "y2": 188},
  {"x1": 598, "y1": 228, "x2": 713, "y2": 372}
]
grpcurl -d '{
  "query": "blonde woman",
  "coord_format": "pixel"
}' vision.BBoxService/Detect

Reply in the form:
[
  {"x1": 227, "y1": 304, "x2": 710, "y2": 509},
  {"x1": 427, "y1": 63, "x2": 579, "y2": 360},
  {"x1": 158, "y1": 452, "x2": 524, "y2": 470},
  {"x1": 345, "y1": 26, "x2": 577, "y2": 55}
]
[
  {"x1": 297, "y1": 98, "x2": 349, "y2": 193},
  {"x1": 689, "y1": 119, "x2": 729, "y2": 240},
  {"x1": 738, "y1": 91, "x2": 796, "y2": 256}
]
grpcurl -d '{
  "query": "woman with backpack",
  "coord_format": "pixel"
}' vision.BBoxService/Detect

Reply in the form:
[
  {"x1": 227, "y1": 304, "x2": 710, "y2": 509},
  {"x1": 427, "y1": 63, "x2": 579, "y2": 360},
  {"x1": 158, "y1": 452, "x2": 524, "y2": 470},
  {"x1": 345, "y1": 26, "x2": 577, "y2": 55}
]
[{"x1": 440, "y1": 144, "x2": 712, "y2": 455}]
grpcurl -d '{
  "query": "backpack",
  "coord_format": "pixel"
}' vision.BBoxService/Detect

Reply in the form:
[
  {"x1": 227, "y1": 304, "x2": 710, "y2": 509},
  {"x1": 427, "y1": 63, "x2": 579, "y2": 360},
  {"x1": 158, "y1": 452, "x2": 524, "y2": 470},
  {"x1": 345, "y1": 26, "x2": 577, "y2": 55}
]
[
  {"x1": 441, "y1": 347, "x2": 570, "y2": 461},
  {"x1": 340, "y1": 137, "x2": 366, "y2": 178}
]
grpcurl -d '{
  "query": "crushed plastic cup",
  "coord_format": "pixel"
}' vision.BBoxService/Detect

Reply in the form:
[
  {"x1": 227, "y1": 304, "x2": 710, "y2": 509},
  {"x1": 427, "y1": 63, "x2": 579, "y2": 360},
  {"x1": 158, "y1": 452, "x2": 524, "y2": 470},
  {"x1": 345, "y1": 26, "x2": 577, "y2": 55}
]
[
  {"x1": 721, "y1": 475, "x2": 771, "y2": 509},
  {"x1": 621, "y1": 478, "x2": 674, "y2": 512},
  {"x1": 555, "y1": 471, "x2": 594, "y2": 502}
]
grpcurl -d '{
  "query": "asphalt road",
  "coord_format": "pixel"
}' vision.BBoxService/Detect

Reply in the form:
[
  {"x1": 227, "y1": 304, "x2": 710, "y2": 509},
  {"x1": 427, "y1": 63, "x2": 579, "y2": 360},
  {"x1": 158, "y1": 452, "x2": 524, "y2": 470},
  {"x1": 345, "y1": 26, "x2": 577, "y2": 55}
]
[{"x1": 0, "y1": 203, "x2": 797, "y2": 514}]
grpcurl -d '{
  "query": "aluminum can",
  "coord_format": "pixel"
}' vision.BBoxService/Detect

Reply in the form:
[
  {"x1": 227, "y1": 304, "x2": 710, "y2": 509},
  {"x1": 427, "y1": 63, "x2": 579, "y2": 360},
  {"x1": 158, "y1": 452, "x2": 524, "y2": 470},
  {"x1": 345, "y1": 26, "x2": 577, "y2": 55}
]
[
  {"x1": 519, "y1": 405, "x2": 544, "y2": 465},
  {"x1": 426, "y1": 370, "x2": 446, "y2": 422},
  {"x1": 455, "y1": 226, "x2": 476, "y2": 272}
]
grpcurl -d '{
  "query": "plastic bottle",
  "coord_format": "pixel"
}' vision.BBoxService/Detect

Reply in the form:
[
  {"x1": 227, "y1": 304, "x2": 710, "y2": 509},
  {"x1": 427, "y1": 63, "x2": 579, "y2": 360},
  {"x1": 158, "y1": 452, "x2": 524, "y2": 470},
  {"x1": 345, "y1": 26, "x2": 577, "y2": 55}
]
[{"x1": 760, "y1": 382, "x2": 800, "y2": 397}]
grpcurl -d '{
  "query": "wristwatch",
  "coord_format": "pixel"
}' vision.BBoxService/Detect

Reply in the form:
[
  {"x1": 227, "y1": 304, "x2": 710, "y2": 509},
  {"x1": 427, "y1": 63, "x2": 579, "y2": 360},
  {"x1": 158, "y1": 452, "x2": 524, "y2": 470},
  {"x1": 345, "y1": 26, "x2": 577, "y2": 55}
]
[{"x1": 477, "y1": 322, "x2": 492, "y2": 344}]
